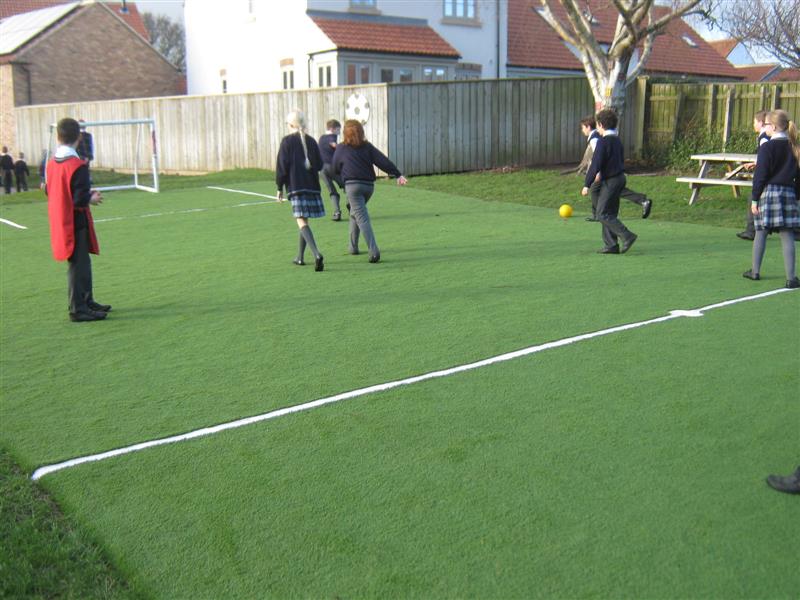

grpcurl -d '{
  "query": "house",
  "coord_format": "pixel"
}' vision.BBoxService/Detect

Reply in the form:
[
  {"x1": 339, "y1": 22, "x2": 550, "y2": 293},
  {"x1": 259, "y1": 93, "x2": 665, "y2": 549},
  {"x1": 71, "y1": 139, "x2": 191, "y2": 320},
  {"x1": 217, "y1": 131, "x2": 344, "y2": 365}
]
[
  {"x1": 709, "y1": 38, "x2": 800, "y2": 82},
  {"x1": 184, "y1": 0, "x2": 504, "y2": 95},
  {"x1": 0, "y1": 1, "x2": 184, "y2": 148},
  {"x1": 185, "y1": 0, "x2": 740, "y2": 96},
  {"x1": 708, "y1": 38, "x2": 755, "y2": 66}
]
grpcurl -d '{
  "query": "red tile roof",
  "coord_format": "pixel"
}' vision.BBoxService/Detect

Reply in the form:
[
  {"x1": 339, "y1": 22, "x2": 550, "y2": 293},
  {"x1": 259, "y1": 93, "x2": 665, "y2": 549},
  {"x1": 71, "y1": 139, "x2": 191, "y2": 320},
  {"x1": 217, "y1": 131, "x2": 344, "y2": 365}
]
[
  {"x1": 708, "y1": 39, "x2": 738, "y2": 59},
  {"x1": 310, "y1": 16, "x2": 460, "y2": 58},
  {"x1": 0, "y1": 0, "x2": 150, "y2": 42},
  {"x1": 734, "y1": 63, "x2": 782, "y2": 82},
  {"x1": 508, "y1": 0, "x2": 742, "y2": 79},
  {"x1": 770, "y1": 68, "x2": 800, "y2": 82}
]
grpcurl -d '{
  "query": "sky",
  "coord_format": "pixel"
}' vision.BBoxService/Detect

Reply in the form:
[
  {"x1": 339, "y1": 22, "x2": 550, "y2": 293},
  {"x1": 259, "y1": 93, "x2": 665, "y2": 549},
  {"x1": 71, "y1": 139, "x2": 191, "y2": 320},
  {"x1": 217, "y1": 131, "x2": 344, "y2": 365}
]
[{"x1": 134, "y1": 0, "x2": 184, "y2": 22}]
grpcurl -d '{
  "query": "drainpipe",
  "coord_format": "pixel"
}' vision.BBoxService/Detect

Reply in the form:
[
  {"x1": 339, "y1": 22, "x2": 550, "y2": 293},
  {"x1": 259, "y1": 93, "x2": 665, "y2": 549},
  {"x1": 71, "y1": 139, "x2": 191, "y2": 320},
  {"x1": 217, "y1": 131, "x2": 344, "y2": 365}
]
[{"x1": 496, "y1": 0, "x2": 500, "y2": 78}]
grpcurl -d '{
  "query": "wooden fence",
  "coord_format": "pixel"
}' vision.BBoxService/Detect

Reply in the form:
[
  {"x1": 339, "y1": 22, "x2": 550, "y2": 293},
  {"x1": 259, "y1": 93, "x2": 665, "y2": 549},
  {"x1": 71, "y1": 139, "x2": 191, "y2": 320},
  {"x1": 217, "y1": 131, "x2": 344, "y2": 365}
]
[
  {"x1": 643, "y1": 80, "x2": 800, "y2": 150},
  {"x1": 13, "y1": 77, "x2": 642, "y2": 176}
]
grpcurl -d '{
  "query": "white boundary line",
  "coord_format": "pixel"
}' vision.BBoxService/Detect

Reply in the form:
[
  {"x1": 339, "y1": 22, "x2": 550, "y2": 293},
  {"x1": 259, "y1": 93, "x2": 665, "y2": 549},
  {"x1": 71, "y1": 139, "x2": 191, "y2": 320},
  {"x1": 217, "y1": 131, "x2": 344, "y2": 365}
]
[
  {"x1": 93, "y1": 187, "x2": 279, "y2": 224},
  {"x1": 0, "y1": 217, "x2": 27, "y2": 230},
  {"x1": 30, "y1": 287, "x2": 796, "y2": 481}
]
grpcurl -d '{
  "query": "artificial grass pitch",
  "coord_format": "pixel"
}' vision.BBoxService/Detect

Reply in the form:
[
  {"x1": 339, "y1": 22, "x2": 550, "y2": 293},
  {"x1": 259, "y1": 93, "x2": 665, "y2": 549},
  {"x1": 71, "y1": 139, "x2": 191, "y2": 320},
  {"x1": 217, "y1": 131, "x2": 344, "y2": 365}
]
[{"x1": 1, "y1": 177, "x2": 799, "y2": 597}]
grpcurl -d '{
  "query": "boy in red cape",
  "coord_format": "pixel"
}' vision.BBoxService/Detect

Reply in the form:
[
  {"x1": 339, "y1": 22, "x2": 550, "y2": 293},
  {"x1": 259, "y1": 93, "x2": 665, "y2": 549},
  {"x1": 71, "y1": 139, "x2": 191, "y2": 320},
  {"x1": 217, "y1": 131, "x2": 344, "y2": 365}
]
[{"x1": 47, "y1": 118, "x2": 110, "y2": 322}]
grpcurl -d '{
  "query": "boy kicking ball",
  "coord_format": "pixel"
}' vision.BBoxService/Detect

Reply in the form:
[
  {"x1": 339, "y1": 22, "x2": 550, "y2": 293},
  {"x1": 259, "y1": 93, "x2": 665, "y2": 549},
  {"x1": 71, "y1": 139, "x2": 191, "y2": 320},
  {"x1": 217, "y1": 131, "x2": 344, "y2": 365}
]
[{"x1": 581, "y1": 109, "x2": 637, "y2": 254}]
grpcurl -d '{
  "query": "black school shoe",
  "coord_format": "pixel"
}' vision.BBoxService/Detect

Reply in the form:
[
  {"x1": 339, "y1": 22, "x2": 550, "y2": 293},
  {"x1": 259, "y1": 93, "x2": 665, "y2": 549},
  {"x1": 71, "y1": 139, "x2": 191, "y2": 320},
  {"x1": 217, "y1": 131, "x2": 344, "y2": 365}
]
[
  {"x1": 88, "y1": 300, "x2": 112, "y2": 312},
  {"x1": 293, "y1": 258, "x2": 305, "y2": 266},
  {"x1": 332, "y1": 212, "x2": 341, "y2": 221},
  {"x1": 766, "y1": 466, "x2": 800, "y2": 494},
  {"x1": 786, "y1": 277, "x2": 800, "y2": 289},
  {"x1": 597, "y1": 246, "x2": 619, "y2": 254},
  {"x1": 742, "y1": 269, "x2": 760, "y2": 280},
  {"x1": 314, "y1": 255, "x2": 324, "y2": 272},
  {"x1": 641, "y1": 199, "x2": 652, "y2": 219},
  {"x1": 736, "y1": 231, "x2": 755, "y2": 241},
  {"x1": 368, "y1": 254, "x2": 381, "y2": 263},
  {"x1": 621, "y1": 234, "x2": 638, "y2": 254},
  {"x1": 70, "y1": 309, "x2": 107, "y2": 322}
]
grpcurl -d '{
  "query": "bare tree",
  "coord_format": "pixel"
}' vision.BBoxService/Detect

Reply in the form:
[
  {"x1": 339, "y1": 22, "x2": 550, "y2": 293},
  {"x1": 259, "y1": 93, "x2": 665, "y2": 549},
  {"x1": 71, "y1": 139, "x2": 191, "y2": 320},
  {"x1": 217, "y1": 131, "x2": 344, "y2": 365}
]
[
  {"x1": 713, "y1": 0, "x2": 800, "y2": 68},
  {"x1": 142, "y1": 12, "x2": 186, "y2": 73},
  {"x1": 537, "y1": 0, "x2": 712, "y2": 114}
]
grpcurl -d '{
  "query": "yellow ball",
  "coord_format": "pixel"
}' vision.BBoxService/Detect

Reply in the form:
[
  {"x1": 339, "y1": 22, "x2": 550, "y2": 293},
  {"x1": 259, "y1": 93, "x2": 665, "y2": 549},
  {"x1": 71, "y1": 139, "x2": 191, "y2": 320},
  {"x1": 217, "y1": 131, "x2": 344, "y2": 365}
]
[{"x1": 559, "y1": 204, "x2": 573, "y2": 218}]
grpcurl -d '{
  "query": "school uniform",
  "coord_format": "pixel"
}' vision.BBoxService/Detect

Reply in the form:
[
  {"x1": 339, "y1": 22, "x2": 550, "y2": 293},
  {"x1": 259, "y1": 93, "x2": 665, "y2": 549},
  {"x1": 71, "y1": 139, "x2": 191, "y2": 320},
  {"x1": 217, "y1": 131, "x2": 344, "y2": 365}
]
[
  {"x1": 46, "y1": 146, "x2": 103, "y2": 319},
  {"x1": 741, "y1": 129, "x2": 772, "y2": 238},
  {"x1": 332, "y1": 142, "x2": 402, "y2": 261},
  {"x1": 276, "y1": 133, "x2": 325, "y2": 218},
  {"x1": 14, "y1": 159, "x2": 29, "y2": 192},
  {"x1": 585, "y1": 130, "x2": 636, "y2": 252},
  {"x1": 747, "y1": 132, "x2": 799, "y2": 284},
  {"x1": 318, "y1": 132, "x2": 342, "y2": 217},
  {"x1": 751, "y1": 134, "x2": 800, "y2": 232},
  {"x1": 586, "y1": 130, "x2": 650, "y2": 220}
]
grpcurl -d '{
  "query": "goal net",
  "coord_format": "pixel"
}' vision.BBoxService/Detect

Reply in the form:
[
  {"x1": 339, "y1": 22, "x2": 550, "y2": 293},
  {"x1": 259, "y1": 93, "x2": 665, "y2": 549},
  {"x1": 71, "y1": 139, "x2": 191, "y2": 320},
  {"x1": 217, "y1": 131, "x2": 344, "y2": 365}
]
[{"x1": 47, "y1": 118, "x2": 160, "y2": 193}]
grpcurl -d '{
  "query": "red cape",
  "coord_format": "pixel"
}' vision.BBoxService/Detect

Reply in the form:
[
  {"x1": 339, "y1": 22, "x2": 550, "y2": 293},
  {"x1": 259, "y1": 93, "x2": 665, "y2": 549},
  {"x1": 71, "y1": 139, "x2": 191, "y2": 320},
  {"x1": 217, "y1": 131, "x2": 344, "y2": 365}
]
[{"x1": 46, "y1": 157, "x2": 99, "y2": 261}]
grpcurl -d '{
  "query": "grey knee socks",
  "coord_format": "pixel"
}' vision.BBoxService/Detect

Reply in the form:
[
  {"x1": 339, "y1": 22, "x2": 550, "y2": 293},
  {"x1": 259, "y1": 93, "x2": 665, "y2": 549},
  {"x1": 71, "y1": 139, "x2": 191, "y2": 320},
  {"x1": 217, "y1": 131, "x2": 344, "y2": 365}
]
[
  {"x1": 752, "y1": 230, "x2": 768, "y2": 275},
  {"x1": 300, "y1": 225, "x2": 321, "y2": 259},
  {"x1": 780, "y1": 229, "x2": 796, "y2": 280},
  {"x1": 297, "y1": 233, "x2": 307, "y2": 262}
]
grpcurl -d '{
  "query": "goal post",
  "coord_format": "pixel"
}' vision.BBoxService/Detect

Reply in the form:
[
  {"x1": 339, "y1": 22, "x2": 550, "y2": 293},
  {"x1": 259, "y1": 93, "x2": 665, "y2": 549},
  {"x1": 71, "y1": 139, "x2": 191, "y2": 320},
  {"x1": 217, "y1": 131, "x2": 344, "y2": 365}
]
[{"x1": 47, "y1": 118, "x2": 160, "y2": 193}]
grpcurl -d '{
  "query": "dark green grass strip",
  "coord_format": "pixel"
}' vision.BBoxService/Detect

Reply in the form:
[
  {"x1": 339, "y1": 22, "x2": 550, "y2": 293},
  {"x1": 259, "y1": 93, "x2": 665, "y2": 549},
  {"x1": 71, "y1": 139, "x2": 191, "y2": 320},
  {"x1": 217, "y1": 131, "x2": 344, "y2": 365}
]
[
  {"x1": 0, "y1": 447, "x2": 139, "y2": 599},
  {"x1": 42, "y1": 296, "x2": 800, "y2": 598}
]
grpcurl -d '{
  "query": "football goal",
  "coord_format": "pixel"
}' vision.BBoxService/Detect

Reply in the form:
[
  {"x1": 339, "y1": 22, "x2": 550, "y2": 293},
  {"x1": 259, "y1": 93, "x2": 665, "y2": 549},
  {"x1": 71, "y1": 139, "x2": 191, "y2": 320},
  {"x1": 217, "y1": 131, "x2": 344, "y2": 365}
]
[{"x1": 47, "y1": 118, "x2": 160, "y2": 193}]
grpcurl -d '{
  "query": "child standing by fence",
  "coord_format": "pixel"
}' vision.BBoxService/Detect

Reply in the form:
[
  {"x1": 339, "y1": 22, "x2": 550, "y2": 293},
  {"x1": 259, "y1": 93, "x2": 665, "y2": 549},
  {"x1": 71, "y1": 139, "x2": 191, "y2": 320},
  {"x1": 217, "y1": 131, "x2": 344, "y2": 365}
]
[
  {"x1": 743, "y1": 109, "x2": 800, "y2": 288},
  {"x1": 581, "y1": 109, "x2": 638, "y2": 254},
  {"x1": 318, "y1": 119, "x2": 343, "y2": 221},
  {"x1": 276, "y1": 110, "x2": 326, "y2": 272},
  {"x1": 738, "y1": 110, "x2": 771, "y2": 241},
  {"x1": 14, "y1": 152, "x2": 29, "y2": 192}
]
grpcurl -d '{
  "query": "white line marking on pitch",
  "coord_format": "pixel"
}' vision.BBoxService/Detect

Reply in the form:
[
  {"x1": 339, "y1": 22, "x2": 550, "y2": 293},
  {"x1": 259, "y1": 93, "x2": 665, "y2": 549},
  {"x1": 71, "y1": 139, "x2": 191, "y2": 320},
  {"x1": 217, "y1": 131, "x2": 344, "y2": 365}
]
[
  {"x1": 0, "y1": 218, "x2": 27, "y2": 229},
  {"x1": 31, "y1": 287, "x2": 796, "y2": 481},
  {"x1": 93, "y1": 187, "x2": 279, "y2": 223}
]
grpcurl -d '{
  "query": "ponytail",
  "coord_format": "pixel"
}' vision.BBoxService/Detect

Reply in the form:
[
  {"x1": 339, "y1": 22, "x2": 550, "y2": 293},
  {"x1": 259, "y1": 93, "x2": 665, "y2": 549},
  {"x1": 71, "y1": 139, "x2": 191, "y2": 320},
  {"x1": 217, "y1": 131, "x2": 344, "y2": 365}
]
[
  {"x1": 286, "y1": 109, "x2": 311, "y2": 170},
  {"x1": 787, "y1": 120, "x2": 800, "y2": 163}
]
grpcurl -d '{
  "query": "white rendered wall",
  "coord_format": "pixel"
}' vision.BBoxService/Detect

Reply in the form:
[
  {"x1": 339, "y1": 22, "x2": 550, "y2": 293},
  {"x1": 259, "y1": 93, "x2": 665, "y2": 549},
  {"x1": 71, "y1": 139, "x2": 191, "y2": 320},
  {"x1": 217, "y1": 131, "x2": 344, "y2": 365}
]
[{"x1": 185, "y1": 0, "x2": 334, "y2": 95}]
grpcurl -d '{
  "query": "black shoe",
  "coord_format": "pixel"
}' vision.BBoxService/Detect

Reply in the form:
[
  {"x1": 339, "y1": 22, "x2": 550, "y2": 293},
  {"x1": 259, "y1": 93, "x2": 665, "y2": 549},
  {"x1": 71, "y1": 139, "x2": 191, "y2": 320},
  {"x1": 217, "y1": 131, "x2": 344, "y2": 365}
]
[
  {"x1": 293, "y1": 258, "x2": 305, "y2": 266},
  {"x1": 332, "y1": 212, "x2": 341, "y2": 222},
  {"x1": 742, "y1": 269, "x2": 760, "y2": 280},
  {"x1": 736, "y1": 231, "x2": 755, "y2": 241},
  {"x1": 88, "y1": 300, "x2": 111, "y2": 312},
  {"x1": 597, "y1": 246, "x2": 619, "y2": 254},
  {"x1": 585, "y1": 217, "x2": 597, "y2": 222},
  {"x1": 621, "y1": 234, "x2": 638, "y2": 254},
  {"x1": 369, "y1": 254, "x2": 381, "y2": 263},
  {"x1": 641, "y1": 199, "x2": 652, "y2": 219},
  {"x1": 786, "y1": 277, "x2": 800, "y2": 289},
  {"x1": 349, "y1": 248, "x2": 360, "y2": 255},
  {"x1": 766, "y1": 466, "x2": 800, "y2": 494},
  {"x1": 69, "y1": 310, "x2": 107, "y2": 322},
  {"x1": 314, "y1": 255, "x2": 324, "y2": 272}
]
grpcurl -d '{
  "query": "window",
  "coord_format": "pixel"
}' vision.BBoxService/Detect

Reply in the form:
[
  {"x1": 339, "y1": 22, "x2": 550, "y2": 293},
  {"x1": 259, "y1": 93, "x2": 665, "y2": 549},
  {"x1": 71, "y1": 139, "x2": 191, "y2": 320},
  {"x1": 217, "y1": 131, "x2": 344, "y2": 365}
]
[
  {"x1": 282, "y1": 70, "x2": 294, "y2": 90},
  {"x1": 347, "y1": 64, "x2": 370, "y2": 85},
  {"x1": 318, "y1": 67, "x2": 324, "y2": 88},
  {"x1": 399, "y1": 68, "x2": 413, "y2": 83},
  {"x1": 380, "y1": 68, "x2": 394, "y2": 83},
  {"x1": 682, "y1": 34, "x2": 698, "y2": 47},
  {"x1": 351, "y1": 0, "x2": 376, "y2": 6},
  {"x1": 444, "y1": 0, "x2": 475, "y2": 19},
  {"x1": 222, "y1": 79, "x2": 227, "y2": 94},
  {"x1": 423, "y1": 67, "x2": 446, "y2": 82},
  {"x1": 326, "y1": 66, "x2": 332, "y2": 87},
  {"x1": 318, "y1": 65, "x2": 333, "y2": 87}
]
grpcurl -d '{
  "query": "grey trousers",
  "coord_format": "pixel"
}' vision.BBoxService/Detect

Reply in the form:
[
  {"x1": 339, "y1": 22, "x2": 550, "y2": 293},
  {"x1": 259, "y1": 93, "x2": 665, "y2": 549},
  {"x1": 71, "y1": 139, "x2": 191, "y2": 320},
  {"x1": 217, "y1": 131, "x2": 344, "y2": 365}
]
[
  {"x1": 320, "y1": 163, "x2": 341, "y2": 212},
  {"x1": 345, "y1": 182, "x2": 378, "y2": 258},
  {"x1": 591, "y1": 182, "x2": 645, "y2": 217},
  {"x1": 68, "y1": 225, "x2": 94, "y2": 314},
  {"x1": 597, "y1": 174, "x2": 635, "y2": 249}
]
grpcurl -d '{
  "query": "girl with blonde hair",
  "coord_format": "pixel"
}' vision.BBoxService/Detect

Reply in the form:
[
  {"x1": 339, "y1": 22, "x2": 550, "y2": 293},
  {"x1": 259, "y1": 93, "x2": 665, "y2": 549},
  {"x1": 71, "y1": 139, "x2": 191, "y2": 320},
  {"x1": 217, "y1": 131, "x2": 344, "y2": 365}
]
[
  {"x1": 276, "y1": 110, "x2": 326, "y2": 271},
  {"x1": 744, "y1": 109, "x2": 800, "y2": 288}
]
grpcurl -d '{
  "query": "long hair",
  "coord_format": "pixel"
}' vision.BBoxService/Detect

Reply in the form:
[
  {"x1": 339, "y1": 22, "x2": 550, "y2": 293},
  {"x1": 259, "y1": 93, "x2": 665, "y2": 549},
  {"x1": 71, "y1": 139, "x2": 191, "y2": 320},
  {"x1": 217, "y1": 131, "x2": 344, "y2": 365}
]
[
  {"x1": 342, "y1": 120, "x2": 366, "y2": 147},
  {"x1": 769, "y1": 109, "x2": 800, "y2": 163},
  {"x1": 286, "y1": 109, "x2": 311, "y2": 170}
]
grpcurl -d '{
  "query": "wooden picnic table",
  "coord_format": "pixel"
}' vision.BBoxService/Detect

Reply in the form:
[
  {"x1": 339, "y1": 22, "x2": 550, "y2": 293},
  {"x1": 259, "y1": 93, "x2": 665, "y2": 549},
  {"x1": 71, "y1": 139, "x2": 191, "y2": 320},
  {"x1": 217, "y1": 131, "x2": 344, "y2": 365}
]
[{"x1": 675, "y1": 153, "x2": 757, "y2": 205}]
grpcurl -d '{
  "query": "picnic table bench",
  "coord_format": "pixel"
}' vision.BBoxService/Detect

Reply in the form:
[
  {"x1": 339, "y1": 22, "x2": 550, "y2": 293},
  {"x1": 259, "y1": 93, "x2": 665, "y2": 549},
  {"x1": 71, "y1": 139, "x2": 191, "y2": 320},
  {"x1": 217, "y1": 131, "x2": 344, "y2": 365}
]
[{"x1": 676, "y1": 153, "x2": 757, "y2": 205}]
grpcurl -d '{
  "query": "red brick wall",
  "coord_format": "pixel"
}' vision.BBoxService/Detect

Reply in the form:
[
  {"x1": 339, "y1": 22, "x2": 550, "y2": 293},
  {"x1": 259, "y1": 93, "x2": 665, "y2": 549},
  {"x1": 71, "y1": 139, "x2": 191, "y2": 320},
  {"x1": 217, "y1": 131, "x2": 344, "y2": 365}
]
[{"x1": 13, "y1": 3, "x2": 183, "y2": 107}]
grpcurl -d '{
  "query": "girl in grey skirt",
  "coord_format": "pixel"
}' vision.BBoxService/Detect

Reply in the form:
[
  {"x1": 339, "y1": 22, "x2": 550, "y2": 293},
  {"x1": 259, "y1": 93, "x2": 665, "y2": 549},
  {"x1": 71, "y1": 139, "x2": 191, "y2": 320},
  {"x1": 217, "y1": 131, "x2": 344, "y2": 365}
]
[
  {"x1": 331, "y1": 119, "x2": 407, "y2": 263},
  {"x1": 744, "y1": 109, "x2": 800, "y2": 288},
  {"x1": 276, "y1": 110, "x2": 326, "y2": 271}
]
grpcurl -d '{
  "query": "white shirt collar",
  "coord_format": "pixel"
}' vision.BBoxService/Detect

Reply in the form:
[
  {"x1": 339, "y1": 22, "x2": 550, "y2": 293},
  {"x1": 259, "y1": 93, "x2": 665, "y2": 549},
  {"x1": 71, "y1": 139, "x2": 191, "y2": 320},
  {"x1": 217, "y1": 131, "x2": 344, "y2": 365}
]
[
  {"x1": 54, "y1": 145, "x2": 80, "y2": 159},
  {"x1": 602, "y1": 129, "x2": 618, "y2": 137},
  {"x1": 770, "y1": 132, "x2": 788, "y2": 140}
]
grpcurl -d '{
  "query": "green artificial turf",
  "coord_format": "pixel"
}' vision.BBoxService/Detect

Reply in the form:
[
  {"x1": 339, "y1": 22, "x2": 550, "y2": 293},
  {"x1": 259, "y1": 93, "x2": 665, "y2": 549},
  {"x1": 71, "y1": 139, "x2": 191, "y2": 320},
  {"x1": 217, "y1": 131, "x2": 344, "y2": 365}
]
[{"x1": 1, "y1": 174, "x2": 798, "y2": 598}]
